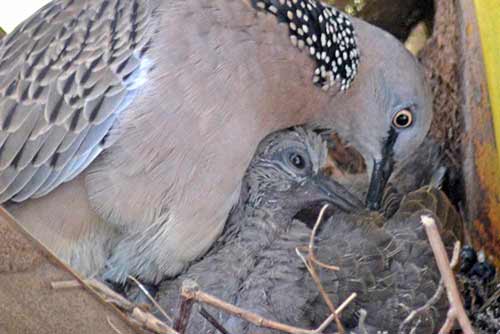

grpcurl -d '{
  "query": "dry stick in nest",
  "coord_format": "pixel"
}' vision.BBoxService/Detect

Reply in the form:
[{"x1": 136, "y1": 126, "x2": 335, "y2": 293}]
[
  {"x1": 174, "y1": 282, "x2": 196, "y2": 334},
  {"x1": 175, "y1": 279, "x2": 357, "y2": 334},
  {"x1": 51, "y1": 278, "x2": 178, "y2": 334},
  {"x1": 306, "y1": 204, "x2": 341, "y2": 271},
  {"x1": 128, "y1": 275, "x2": 173, "y2": 323},
  {"x1": 296, "y1": 204, "x2": 347, "y2": 333},
  {"x1": 172, "y1": 203, "x2": 356, "y2": 334},
  {"x1": 107, "y1": 316, "x2": 126, "y2": 334},
  {"x1": 420, "y1": 215, "x2": 474, "y2": 334},
  {"x1": 198, "y1": 307, "x2": 231, "y2": 334},
  {"x1": 399, "y1": 241, "x2": 461, "y2": 332}
]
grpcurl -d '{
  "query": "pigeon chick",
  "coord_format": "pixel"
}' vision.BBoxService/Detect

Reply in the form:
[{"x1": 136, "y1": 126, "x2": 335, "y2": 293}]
[{"x1": 157, "y1": 127, "x2": 463, "y2": 334}]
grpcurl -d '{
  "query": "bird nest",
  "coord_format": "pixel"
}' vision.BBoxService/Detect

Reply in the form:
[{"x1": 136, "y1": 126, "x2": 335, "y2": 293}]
[
  {"x1": 47, "y1": 207, "x2": 470, "y2": 334},
  {"x1": 0, "y1": 1, "x2": 497, "y2": 333}
]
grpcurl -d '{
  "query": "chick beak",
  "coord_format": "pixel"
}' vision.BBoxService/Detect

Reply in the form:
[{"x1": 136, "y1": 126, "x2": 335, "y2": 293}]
[
  {"x1": 307, "y1": 172, "x2": 364, "y2": 213},
  {"x1": 366, "y1": 129, "x2": 397, "y2": 211}
]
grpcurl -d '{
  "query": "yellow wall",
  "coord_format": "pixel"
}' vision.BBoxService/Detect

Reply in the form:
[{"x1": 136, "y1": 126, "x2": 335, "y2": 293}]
[{"x1": 474, "y1": 0, "x2": 500, "y2": 159}]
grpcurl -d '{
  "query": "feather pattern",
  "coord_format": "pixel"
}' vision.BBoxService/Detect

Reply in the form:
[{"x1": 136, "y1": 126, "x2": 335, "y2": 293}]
[{"x1": 0, "y1": 0, "x2": 156, "y2": 202}]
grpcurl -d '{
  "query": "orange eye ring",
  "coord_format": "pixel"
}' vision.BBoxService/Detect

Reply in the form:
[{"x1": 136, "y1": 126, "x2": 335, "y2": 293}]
[{"x1": 392, "y1": 109, "x2": 413, "y2": 129}]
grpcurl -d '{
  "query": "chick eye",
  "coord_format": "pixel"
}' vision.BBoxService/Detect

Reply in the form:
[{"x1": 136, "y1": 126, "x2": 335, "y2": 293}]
[
  {"x1": 289, "y1": 153, "x2": 306, "y2": 169},
  {"x1": 392, "y1": 109, "x2": 413, "y2": 129}
]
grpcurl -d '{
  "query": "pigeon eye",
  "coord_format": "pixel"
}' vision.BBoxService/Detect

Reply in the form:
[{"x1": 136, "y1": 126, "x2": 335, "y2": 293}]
[
  {"x1": 289, "y1": 153, "x2": 306, "y2": 169},
  {"x1": 392, "y1": 109, "x2": 413, "y2": 129}
]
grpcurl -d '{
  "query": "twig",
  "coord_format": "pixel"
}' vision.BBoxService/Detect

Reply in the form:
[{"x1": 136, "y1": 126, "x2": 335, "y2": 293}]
[
  {"x1": 51, "y1": 278, "x2": 178, "y2": 334},
  {"x1": 174, "y1": 280, "x2": 197, "y2": 334},
  {"x1": 421, "y1": 215, "x2": 474, "y2": 334},
  {"x1": 478, "y1": 288, "x2": 500, "y2": 314},
  {"x1": 297, "y1": 204, "x2": 344, "y2": 333},
  {"x1": 295, "y1": 248, "x2": 345, "y2": 333},
  {"x1": 408, "y1": 319, "x2": 421, "y2": 334},
  {"x1": 307, "y1": 204, "x2": 340, "y2": 271},
  {"x1": 51, "y1": 280, "x2": 85, "y2": 289},
  {"x1": 180, "y1": 279, "x2": 352, "y2": 334},
  {"x1": 128, "y1": 275, "x2": 173, "y2": 323},
  {"x1": 107, "y1": 316, "x2": 125, "y2": 334},
  {"x1": 357, "y1": 309, "x2": 368, "y2": 334},
  {"x1": 52, "y1": 279, "x2": 135, "y2": 312},
  {"x1": 399, "y1": 241, "x2": 461, "y2": 332},
  {"x1": 439, "y1": 309, "x2": 456, "y2": 333},
  {"x1": 336, "y1": 293, "x2": 357, "y2": 315},
  {"x1": 199, "y1": 306, "x2": 231, "y2": 334},
  {"x1": 310, "y1": 292, "x2": 357, "y2": 334},
  {"x1": 131, "y1": 307, "x2": 179, "y2": 334}
]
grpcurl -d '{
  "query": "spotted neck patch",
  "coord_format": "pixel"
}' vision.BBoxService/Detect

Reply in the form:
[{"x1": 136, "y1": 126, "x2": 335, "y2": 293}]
[{"x1": 252, "y1": 0, "x2": 360, "y2": 91}]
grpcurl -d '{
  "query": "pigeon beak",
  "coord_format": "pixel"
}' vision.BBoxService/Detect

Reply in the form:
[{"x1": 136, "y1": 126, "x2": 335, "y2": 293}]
[
  {"x1": 366, "y1": 129, "x2": 397, "y2": 211},
  {"x1": 366, "y1": 158, "x2": 393, "y2": 210},
  {"x1": 308, "y1": 172, "x2": 364, "y2": 213}
]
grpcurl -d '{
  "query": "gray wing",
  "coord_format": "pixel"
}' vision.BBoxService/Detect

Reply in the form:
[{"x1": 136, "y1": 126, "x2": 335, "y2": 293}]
[{"x1": 0, "y1": 0, "x2": 156, "y2": 202}]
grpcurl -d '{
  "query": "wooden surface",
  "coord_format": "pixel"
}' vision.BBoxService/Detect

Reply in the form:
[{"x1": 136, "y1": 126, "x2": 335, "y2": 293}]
[{"x1": 0, "y1": 207, "x2": 143, "y2": 334}]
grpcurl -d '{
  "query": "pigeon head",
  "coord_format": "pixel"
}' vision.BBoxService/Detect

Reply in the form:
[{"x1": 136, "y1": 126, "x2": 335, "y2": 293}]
[
  {"x1": 321, "y1": 17, "x2": 433, "y2": 211},
  {"x1": 253, "y1": 1, "x2": 432, "y2": 211},
  {"x1": 242, "y1": 127, "x2": 363, "y2": 220}
]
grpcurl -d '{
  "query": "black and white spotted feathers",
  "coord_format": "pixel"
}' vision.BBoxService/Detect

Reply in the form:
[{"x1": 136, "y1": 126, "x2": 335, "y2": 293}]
[{"x1": 252, "y1": 0, "x2": 360, "y2": 90}]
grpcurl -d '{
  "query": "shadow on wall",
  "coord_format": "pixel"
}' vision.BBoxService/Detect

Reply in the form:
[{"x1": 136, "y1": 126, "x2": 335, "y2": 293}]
[{"x1": 325, "y1": 0, "x2": 434, "y2": 41}]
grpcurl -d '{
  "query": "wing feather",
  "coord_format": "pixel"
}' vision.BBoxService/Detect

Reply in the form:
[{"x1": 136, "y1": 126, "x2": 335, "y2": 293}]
[
  {"x1": 0, "y1": 111, "x2": 39, "y2": 169},
  {"x1": 0, "y1": 166, "x2": 19, "y2": 194},
  {"x1": 1, "y1": 165, "x2": 38, "y2": 201},
  {"x1": 0, "y1": 0, "x2": 156, "y2": 202},
  {"x1": 10, "y1": 165, "x2": 51, "y2": 201}
]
